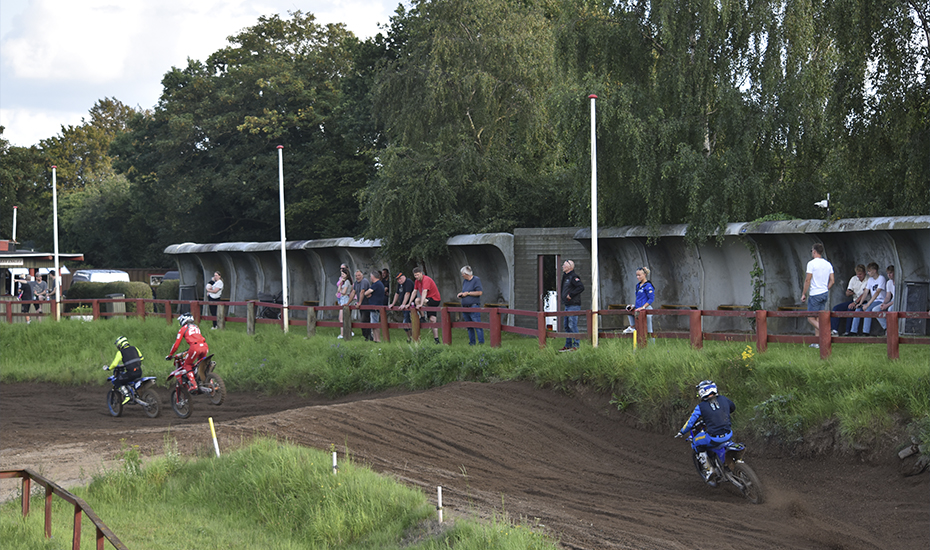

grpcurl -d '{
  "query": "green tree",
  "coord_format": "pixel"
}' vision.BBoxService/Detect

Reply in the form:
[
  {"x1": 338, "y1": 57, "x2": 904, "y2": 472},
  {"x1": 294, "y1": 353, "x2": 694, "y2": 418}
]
[
  {"x1": 111, "y1": 11, "x2": 370, "y2": 266},
  {"x1": 361, "y1": 0, "x2": 569, "y2": 264},
  {"x1": 0, "y1": 127, "x2": 49, "y2": 246}
]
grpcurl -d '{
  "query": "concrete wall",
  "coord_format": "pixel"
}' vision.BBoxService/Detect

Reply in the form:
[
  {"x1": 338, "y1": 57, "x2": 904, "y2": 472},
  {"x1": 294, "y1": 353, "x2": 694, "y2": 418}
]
[{"x1": 166, "y1": 216, "x2": 930, "y2": 335}]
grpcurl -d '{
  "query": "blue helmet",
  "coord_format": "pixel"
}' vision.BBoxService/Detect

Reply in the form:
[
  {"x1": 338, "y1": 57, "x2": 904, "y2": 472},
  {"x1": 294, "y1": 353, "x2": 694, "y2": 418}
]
[{"x1": 696, "y1": 380, "x2": 717, "y2": 400}]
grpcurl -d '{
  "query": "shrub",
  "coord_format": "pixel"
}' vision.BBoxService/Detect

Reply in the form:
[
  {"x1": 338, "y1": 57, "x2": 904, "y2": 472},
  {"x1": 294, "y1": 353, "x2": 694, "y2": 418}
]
[{"x1": 64, "y1": 281, "x2": 155, "y2": 313}]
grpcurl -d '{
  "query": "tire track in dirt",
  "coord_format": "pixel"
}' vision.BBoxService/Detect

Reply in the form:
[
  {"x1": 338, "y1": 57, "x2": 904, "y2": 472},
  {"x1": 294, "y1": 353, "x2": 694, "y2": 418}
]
[{"x1": 2, "y1": 381, "x2": 927, "y2": 549}]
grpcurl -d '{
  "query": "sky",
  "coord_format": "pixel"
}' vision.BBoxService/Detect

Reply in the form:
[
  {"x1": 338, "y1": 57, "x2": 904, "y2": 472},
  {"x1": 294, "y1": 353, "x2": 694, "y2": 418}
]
[{"x1": 0, "y1": 0, "x2": 400, "y2": 148}]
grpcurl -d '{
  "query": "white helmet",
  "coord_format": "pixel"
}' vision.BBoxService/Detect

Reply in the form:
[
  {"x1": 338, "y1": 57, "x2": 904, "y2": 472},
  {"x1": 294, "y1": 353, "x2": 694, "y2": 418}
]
[
  {"x1": 177, "y1": 312, "x2": 194, "y2": 326},
  {"x1": 696, "y1": 380, "x2": 717, "y2": 400}
]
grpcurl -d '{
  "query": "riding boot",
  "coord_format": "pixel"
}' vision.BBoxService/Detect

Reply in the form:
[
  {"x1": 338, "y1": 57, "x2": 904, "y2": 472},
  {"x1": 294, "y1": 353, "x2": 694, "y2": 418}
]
[
  {"x1": 187, "y1": 371, "x2": 199, "y2": 393},
  {"x1": 698, "y1": 452, "x2": 712, "y2": 479}
]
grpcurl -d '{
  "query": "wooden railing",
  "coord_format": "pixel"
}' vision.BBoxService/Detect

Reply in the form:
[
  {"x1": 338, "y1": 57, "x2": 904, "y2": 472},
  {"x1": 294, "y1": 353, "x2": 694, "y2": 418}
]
[
  {"x1": 0, "y1": 468, "x2": 126, "y2": 550},
  {"x1": 1, "y1": 298, "x2": 927, "y2": 359}
]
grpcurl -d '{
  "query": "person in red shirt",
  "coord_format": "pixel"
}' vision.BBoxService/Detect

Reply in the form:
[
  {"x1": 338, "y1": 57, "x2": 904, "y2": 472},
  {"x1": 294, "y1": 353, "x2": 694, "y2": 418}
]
[
  {"x1": 406, "y1": 267, "x2": 442, "y2": 344},
  {"x1": 166, "y1": 312, "x2": 208, "y2": 392}
]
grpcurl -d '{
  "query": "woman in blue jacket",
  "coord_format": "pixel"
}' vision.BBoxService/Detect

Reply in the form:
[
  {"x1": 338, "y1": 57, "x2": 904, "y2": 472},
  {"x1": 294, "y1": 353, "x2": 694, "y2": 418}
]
[{"x1": 624, "y1": 266, "x2": 655, "y2": 335}]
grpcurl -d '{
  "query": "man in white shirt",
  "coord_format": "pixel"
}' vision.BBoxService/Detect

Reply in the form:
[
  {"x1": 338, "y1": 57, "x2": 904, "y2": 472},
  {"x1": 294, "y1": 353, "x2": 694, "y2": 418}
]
[
  {"x1": 831, "y1": 264, "x2": 868, "y2": 336},
  {"x1": 877, "y1": 265, "x2": 896, "y2": 332},
  {"x1": 205, "y1": 271, "x2": 224, "y2": 329},
  {"x1": 801, "y1": 243, "x2": 835, "y2": 348}
]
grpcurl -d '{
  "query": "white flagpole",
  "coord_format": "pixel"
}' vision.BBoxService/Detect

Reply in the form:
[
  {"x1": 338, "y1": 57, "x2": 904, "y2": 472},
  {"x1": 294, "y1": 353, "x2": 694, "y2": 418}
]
[
  {"x1": 277, "y1": 145, "x2": 290, "y2": 332},
  {"x1": 52, "y1": 166, "x2": 61, "y2": 321},
  {"x1": 589, "y1": 94, "x2": 599, "y2": 347}
]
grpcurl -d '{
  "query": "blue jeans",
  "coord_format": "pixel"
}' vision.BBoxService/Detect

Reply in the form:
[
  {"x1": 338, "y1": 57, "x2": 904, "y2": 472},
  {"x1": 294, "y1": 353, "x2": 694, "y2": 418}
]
[
  {"x1": 627, "y1": 305, "x2": 653, "y2": 333},
  {"x1": 831, "y1": 300, "x2": 858, "y2": 333},
  {"x1": 851, "y1": 301, "x2": 885, "y2": 334},
  {"x1": 463, "y1": 306, "x2": 484, "y2": 345},
  {"x1": 564, "y1": 305, "x2": 580, "y2": 348}
]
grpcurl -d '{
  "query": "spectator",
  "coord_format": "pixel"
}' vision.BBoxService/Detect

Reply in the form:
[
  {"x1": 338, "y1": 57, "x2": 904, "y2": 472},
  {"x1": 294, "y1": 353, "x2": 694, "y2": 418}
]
[
  {"x1": 878, "y1": 265, "x2": 896, "y2": 333},
  {"x1": 205, "y1": 271, "x2": 224, "y2": 329},
  {"x1": 801, "y1": 243, "x2": 835, "y2": 349},
  {"x1": 623, "y1": 266, "x2": 655, "y2": 336},
  {"x1": 366, "y1": 271, "x2": 386, "y2": 343},
  {"x1": 351, "y1": 269, "x2": 372, "y2": 341},
  {"x1": 849, "y1": 262, "x2": 886, "y2": 336},
  {"x1": 46, "y1": 270, "x2": 58, "y2": 300},
  {"x1": 559, "y1": 260, "x2": 584, "y2": 352},
  {"x1": 390, "y1": 272, "x2": 415, "y2": 342},
  {"x1": 17, "y1": 274, "x2": 34, "y2": 324},
  {"x1": 408, "y1": 267, "x2": 442, "y2": 344},
  {"x1": 381, "y1": 268, "x2": 391, "y2": 300},
  {"x1": 831, "y1": 264, "x2": 868, "y2": 336},
  {"x1": 336, "y1": 267, "x2": 352, "y2": 339},
  {"x1": 32, "y1": 275, "x2": 48, "y2": 312},
  {"x1": 457, "y1": 265, "x2": 484, "y2": 345}
]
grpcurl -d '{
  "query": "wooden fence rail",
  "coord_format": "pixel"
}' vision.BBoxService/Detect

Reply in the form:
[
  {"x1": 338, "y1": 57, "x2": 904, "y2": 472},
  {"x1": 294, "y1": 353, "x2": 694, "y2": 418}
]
[
  {"x1": 1, "y1": 298, "x2": 927, "y2": 359},
  {"x1": 0, "y1": 468, "x2": 126, "y2": 550}
]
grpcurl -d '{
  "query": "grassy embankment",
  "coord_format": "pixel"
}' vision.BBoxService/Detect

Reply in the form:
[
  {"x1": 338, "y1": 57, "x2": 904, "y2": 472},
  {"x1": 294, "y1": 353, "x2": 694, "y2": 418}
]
[
  {"x1": 2, "y1": 438, "x2": 557, "y2": 550},
  {"x1": 2, "y1": 318, "x2": 927, "y2": 548},
  {"x1": 2, "y1": 317, "x2": 927, "y2": 449}
]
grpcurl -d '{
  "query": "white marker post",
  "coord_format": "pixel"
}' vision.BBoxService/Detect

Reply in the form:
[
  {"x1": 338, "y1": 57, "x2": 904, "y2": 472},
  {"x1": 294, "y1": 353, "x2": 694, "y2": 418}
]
[
  {"x1": 277, "y1": 145, "x2": 290, "y2": 332},
  {"x1": 437, "y1": 486, "x2": 443, "y2": 523},
  {"x1": 208, "y1": 417, "x2": 220, "y2": 457},
  {"x1": 589, "y1": 94, "x2": 599, "y2": 348},
  {"x1": 332, "y1": 451, "x2": 338, "y2": 475},
  {"x1": 51, "y1": 166, "x2": 61, "y2": 321}
]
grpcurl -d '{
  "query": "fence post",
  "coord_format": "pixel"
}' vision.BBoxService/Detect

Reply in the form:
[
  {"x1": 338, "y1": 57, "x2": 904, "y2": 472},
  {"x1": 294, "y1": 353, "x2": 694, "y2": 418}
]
[
  {"x1": 72, "y1": 502, "x2": 81, "y2": 549},
  {"x1": 819, "y1": 310, "x2": 831, "y2": 359},
  {"x1": 343, "y1": 305, "x2": 353, "y2": 341},
  {"x1": 412, "y1": 311, "x2": 421, "y2": 342},
  {"x1": 537, "y1": 311, "x2": 547, "y2": 349},
  {"x1": 137, "y1": 299, "x2": 145, "y2": 320},
  {"x1": 246, "y1": 301, "x2": 256, "y2": 335},
  {"x1": 307, "y1": 307, "x2": 316, "y2": 337},
  {"x1": 44, "y1": 484, "x2": 52, "y2": 538},
  {"x1": 635, "y1": 310, "x2": 647, "y2": 348},
  {"x1": 193, "y1": 302, "x2": 202, "y2": 325},
  {"x1": 755, "y1": 310, "x2": 768, "y2": 352},
  {"x1": 218, "y1": 304, "x2": 226, "y2": 330},
  {"x1": 490, "y1": 307, "x2": 501, "y2": 348},
  {"x1": 441, "y1": 307, "x2": 452, "y2": 345},
  {"x1": 887, "y1": 311, "x2": 899, "y2": 360},
  {"x1": 586, "y1": 309, "x2": 594, "y2": 344},
  {"x1": 380, "y1": 307, "x2": 390, "y2": 342},
  {"x1": 92, "y1": 300, "x2": 101, "y2": 321},
  {"x1": 689, "y1": 310, "x2": 703, "y2": 349},
  {"x1": 6, "y1": 302, "x2": 12, "y2": 324},
  {"x1": 164, "y1": 300, "x2": 172, "y2": 324}
]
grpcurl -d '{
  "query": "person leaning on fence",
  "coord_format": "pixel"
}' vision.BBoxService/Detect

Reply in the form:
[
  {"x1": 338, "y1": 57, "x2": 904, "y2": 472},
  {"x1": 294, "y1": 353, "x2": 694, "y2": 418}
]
[
  {"x1": 391, "y1": 272, "x2": 415, "y2": 342},
  {"x1": 801, "y1": 243, "x2": 834, "y2": 349},
  {"x1": 366, "y1": 271, "x2": 386, "y2": 343},
  {"x1": 457, "y1": 265, "x2": 484, "y2": 345},
  {"x1": 832, "y1": 264, "x2": 867, "y2": 336},
  {"x1": 624, "y1": 266, "x2": 655, "y2": 336},
  {"x1": 205, "y1": 271, "x2": 224, "y2": 329},
  {"x1": 17, "y1": 275, "x2": 34, "y2": 323},
  {"x1": 408, "y1": 267, "x2": 442, "y2": 344},
  {"x1": 878, "y1": 265, "x2": 896, "y2": 332},
  {"x1": 559, "y1": 260, "x2": 584, "y2": 352},
  {"x1": 352, "y1": 269, "x2": 373, "y2": 341}
]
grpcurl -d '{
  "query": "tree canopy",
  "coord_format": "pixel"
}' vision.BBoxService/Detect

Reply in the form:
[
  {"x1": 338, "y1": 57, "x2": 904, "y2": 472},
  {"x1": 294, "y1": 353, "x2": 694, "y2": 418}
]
[{"x1": 4, "y1": 3, "x2": 927, "y2": 268}]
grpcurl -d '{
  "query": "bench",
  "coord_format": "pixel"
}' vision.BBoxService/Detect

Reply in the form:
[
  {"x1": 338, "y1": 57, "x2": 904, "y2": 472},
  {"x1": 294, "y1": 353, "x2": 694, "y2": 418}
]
[{"x1": 718, "y1": 304, "x2": 751, "y2": 311}]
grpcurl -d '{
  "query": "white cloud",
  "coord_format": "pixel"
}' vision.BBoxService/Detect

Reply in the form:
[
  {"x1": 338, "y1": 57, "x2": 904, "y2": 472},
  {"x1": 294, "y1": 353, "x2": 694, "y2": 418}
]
[{"x1": 0, "y1": 0, "x2": 399, "y2": 147}]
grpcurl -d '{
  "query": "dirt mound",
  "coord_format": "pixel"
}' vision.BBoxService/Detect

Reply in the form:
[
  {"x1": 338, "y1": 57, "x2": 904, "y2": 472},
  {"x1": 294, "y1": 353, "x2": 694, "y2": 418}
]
[{"x1": 1, "y1": 381, "x2": 927, "y2": 549}]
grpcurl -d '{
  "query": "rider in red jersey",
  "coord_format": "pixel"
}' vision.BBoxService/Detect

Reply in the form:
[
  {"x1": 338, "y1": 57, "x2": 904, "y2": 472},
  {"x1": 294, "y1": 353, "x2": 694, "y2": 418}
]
[{"x1": 166, "y1": 312, "x2": 208, "y2": 393}]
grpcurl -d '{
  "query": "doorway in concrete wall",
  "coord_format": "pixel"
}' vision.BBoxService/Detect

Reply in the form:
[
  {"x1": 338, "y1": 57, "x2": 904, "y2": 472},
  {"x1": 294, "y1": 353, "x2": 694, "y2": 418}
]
[{"x1": 538, "y1": 255, "x2": 560, "y2": 330}]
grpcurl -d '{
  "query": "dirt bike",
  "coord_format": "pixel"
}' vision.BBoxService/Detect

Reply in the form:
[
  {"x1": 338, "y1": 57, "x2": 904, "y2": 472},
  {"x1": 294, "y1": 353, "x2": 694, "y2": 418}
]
[
  {"x1": 165, "y1": 353, "x2": 226, "y2": 419},
  {"x1": 680, "y1": 420, "x2": 765, "y2": 504},
  {"x1": 103, "y1": 366, "x2": 161, "y2": 418}
]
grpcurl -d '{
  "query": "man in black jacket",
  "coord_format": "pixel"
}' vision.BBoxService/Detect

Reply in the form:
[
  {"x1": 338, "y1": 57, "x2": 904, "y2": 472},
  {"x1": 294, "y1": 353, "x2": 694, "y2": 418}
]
[{"x1": 560, "y1": 260, "x2": 584, "y2": 351}]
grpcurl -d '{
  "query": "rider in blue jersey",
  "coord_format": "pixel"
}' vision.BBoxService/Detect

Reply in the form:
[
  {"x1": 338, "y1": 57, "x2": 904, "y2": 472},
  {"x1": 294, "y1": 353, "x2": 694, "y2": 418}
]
[{"x1": 678, "y1": 380, "x2": 735, "y2": 481}]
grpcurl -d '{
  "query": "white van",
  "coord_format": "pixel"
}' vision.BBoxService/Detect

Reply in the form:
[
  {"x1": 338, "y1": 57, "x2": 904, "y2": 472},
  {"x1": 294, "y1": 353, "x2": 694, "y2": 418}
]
[{"x1": 71, "y1": 269, "x2": 130, "y2": 284}]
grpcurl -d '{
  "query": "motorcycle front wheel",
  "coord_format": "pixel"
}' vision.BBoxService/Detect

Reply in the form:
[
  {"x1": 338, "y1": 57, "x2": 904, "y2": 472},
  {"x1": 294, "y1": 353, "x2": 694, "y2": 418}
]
[
  {"x1": 732, "y1": 462, "x2": 765, "y2": 504},
  {"x1": 170, "y1": 384, "x2": 193, "y2": 419},
  {"x1": 204, "y1": 373, "x2": 226, "y2": 406},
  {"x1": 106, "y1": 388, "x2": 123, "y2": 417}
]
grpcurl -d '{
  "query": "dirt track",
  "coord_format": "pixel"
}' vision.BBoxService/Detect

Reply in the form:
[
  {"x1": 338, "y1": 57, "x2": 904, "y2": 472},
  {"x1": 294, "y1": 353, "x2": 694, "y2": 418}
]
[{"x1": 1, "y1": 381, "x2": 927, "y2": 549}]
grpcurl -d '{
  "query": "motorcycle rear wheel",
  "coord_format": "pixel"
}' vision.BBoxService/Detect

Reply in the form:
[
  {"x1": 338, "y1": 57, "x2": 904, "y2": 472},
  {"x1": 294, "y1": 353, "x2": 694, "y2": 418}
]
[
  {"x1": 107, "y1": 389, "x2": 123, "y2": 417},
  {"x1": 204, "y1": 373, "x2": 226, "y2": 406},
  {"x1": 140, "y1": 388, "x2": 161, "y2": 418},
  {"x1": 170, "y1": 384, "x2": 193, "y2": 419},
  {"x1": 732, "y1": 462, "x2": 765, "y2": 504}
]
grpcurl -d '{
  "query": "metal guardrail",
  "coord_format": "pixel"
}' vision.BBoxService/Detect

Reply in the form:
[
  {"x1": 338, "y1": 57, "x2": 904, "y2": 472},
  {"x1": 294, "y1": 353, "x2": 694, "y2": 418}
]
[{"x1": 1, "y1": 468, "x2": 127, "y2": 550}]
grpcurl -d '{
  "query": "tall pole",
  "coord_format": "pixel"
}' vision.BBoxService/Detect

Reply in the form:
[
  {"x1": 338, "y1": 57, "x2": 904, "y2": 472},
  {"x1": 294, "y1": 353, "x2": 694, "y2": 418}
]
[
  {"x1": 51, "y1": 166, "x2": 61, "y2": 321},
  {"x1": 12, "y1": 206, "x2": 17, "y2": 242},
  {"x1": 277, "y1": 145, "x2": 290, "y2": 332},
  {"x1": 589, "y1": 94, "x2": 599, "y2": 347}
]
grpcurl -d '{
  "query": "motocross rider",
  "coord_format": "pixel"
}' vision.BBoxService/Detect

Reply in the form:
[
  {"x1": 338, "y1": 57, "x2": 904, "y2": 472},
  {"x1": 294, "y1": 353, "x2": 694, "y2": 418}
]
[
  {"x1": 166, "y1": 312, "x2": 208, "y2": 393},
  {"x1": 105, "y1": 336, "x2": 144, "y2": 404},
  {"x1": 677, "y1": 380, "x2": 735, "y2": 482}
]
